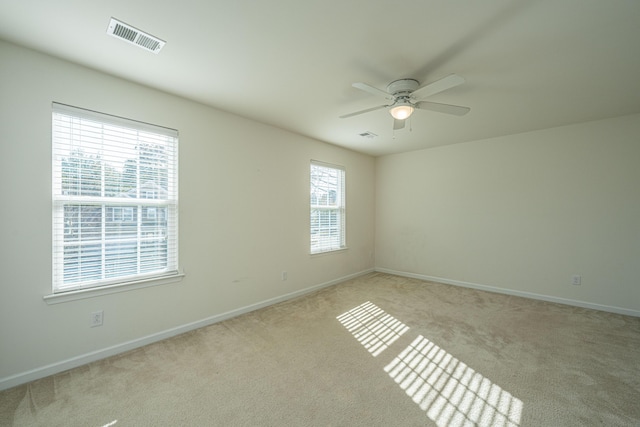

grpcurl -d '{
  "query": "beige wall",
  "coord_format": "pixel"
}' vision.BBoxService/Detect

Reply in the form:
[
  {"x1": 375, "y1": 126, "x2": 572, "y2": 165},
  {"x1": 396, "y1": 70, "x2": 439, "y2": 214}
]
[
  {"x1": 0, "y1": 40, "x2": 375, "y2": 387},
  {"x1": 376, "y1": 114, "x2": 640, "y2": 314},
  {"x1": 2, "y1": 36, "x2": 638, "y2": 389}
]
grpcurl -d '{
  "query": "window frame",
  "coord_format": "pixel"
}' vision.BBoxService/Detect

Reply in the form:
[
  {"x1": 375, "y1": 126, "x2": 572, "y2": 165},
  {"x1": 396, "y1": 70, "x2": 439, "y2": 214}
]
[
  {"x1": 50, "y1": 103, "x2": 180, "y2": 296},
  {"x1": 310, "y1": 160, "x2": 346, "y2": 254}
]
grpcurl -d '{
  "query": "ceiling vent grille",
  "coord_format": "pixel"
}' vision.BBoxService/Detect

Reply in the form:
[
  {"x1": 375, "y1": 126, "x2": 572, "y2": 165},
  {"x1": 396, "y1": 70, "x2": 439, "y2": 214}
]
[
  {"x1": 359, "y1": 131, "x2": 378, "y2": 139},
  {"x1": 107, "y1": 18, "x2": 165, "y2": 53}
]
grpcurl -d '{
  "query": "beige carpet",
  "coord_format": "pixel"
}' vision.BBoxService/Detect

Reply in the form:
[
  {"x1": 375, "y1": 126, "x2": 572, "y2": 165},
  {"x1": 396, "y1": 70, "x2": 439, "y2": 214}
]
[{"x1": 1, "y1": 273, "x2": 639, "y2": 426}]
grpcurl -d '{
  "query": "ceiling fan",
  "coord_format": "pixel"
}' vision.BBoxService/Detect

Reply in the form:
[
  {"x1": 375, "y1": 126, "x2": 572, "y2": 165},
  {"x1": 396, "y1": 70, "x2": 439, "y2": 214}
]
[{"x1": 340, "y1": 74, "x2": 470, "y2": 130}]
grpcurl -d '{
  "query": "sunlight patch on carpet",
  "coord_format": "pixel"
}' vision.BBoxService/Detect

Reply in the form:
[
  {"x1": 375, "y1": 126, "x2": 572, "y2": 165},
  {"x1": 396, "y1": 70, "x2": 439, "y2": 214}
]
[
  {"x1": 337, "y1": 301, "x2": 409, "y2": 356},
  {"x1": 385, "y1": 335, "x2": 523, "y2": 427}
]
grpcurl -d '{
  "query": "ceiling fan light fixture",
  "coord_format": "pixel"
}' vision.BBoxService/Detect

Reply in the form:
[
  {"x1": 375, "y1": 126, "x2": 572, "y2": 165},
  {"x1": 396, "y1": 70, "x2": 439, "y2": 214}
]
[{"x1": 389, "y1": 103, "x2": 414, "y2": 120}]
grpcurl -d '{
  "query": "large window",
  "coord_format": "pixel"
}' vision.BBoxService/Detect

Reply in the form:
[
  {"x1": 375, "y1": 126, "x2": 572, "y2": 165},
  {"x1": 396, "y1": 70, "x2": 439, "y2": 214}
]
[
  {"x1": 52, "y1": 103, "x2": 178, "y2": 293},
  {"x1": 310, "y1": 161, "x2": 345, "y2": 254}
]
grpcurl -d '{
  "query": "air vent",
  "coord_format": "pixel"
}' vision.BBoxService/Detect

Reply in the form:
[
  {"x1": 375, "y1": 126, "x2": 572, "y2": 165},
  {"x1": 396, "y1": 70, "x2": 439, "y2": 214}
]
[
  {"x1": 359, "y1": 131, "x2": 378, "y2": 139},
  {"x1": 107, "y1": 18, "x2": 165, "y2": 53}
]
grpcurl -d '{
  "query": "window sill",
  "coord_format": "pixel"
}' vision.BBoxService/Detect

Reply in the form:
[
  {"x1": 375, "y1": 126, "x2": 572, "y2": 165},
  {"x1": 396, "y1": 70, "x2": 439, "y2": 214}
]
[
  {"x1": 310, "y1": 247, "x2": 348, "y2": 257},
  {"x1": 43, "y1": 272, "x2": 185, "y2": 305}
]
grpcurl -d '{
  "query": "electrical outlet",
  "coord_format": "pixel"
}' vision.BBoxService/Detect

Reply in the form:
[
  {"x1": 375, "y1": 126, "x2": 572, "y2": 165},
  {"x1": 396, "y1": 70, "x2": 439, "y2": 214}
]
[
  {"x1": 90, "y1": 310, "x2": 104, "y2": 327},
  {"x1": 282, "y1": 271, "x2": 288, "y2": 281},
  {"x1": 571, "y1": 275, "x2": 581, "y2": 286}
]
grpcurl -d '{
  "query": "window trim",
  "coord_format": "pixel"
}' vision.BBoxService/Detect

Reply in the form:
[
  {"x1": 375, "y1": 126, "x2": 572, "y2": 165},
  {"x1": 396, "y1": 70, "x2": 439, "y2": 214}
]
[
  {"x1": 310, "y1": 160, "x2": 346, "y2": 254},
  {"x1": 51, "y1": 102, "x2": 179, "y2": 295},
  {"x1": 43, "y1": 272, "x2": 185, "y2": 304}
]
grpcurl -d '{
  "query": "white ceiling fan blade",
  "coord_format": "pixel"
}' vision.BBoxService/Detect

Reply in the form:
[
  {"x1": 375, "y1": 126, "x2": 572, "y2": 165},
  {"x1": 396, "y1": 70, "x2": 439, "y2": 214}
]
[
  {"x1": 393, "y1": 119, "x2": 406, "y2": 130},
  {"x1": 411, "y1": 74, "x2": 466, "y2": 100},
  {"x1": 416, "y1": 101, "x2": 470, "y2": 116},
  {"x1": 352, "y1": 82, "x2": 395, "y2": 100},
  {"x1": 339, "y1": 104, "x2": 389, "y2": 119}
]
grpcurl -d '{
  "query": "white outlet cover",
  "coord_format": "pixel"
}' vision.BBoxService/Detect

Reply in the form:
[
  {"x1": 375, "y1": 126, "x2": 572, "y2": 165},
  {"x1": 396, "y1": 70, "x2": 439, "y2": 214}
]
[{"x1": 91, "y1": 310, "x2": 104, "y2": 327}]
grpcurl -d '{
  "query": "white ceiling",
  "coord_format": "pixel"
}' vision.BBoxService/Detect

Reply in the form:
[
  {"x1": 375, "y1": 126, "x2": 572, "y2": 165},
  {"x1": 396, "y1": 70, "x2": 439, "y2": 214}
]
[{"x1": 1, "y1": 0, "x2": 639, "y2": 156}]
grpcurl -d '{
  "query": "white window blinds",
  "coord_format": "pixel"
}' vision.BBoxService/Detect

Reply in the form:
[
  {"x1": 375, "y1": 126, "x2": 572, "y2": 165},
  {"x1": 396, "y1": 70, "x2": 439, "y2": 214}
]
[
  {"x1": 52, "y1": 103, "x2": 179, "y2": 293},
  {"x1": 310, "y1": 161, "x2": 346, "y2": 254}
]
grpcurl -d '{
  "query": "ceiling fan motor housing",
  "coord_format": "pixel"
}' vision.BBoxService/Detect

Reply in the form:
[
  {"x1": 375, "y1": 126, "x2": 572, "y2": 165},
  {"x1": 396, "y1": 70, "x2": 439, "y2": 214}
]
[{"x1": 387, "y1": 79, "x2": 419, "y2": 96}]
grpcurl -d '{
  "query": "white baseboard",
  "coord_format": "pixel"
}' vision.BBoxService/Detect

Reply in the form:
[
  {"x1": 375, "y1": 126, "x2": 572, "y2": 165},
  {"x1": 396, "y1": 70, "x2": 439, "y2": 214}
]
[
  {"x1": 375, "y1": 268, "x2": 640, "y2": 318},
  {"x1": 0, "y1": 269, "x2": 374, "y2": 392}
]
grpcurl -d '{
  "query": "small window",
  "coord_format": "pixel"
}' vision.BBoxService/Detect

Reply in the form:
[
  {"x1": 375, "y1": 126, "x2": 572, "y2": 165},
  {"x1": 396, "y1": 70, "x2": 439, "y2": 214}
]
[
  {"x1": 52, "y1": 103, "x2": 179, "y2": 293},
  {"x1": 310, "y1": 161, "x2": 345, "y2": 254}
]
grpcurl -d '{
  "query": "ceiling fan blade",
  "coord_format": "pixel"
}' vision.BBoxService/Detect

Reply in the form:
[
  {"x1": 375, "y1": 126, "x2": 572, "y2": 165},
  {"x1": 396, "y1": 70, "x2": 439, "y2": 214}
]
[
  {"x1": 393, "y1": 119, "x2": 406, "y2": 130},
  {"x1": 339, "y1": 104, "x2": 389, "y2": 119},
  {"x1": 352, "y1": 82, "x2": 395, "y2": 100},
  {"x1": 415, "y1": 101, "x2": 470, "y2": 116},
  {"x1": 411, "y1": 74, "x2": 466, "y2": 100}
]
